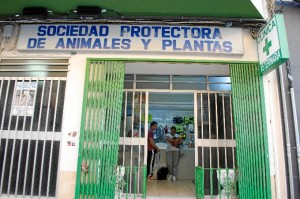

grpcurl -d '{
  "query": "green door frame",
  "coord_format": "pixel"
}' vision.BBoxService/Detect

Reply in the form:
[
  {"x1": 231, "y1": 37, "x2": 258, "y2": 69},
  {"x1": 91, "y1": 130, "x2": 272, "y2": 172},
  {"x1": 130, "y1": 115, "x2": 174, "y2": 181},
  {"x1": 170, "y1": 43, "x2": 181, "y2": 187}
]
[{"x1": 75, "y1": 58, "x2": 271, "y2": 199}]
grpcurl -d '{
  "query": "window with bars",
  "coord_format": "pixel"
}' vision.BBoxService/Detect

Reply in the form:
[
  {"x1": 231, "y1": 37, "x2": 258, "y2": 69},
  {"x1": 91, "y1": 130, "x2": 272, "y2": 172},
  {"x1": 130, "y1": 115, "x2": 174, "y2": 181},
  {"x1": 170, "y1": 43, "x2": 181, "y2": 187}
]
[{"x1": 0, "y1": 59, "x2": 68, "y2": 197}]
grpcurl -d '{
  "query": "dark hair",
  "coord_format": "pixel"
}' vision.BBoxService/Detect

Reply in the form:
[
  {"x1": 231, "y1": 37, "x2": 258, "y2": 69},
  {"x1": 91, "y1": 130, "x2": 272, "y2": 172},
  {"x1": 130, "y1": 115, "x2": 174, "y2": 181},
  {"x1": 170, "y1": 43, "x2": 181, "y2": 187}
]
[
  {"x1": 170, "y1": 126, "x2": 176, "y2": 131},
  {"x1": 150, "y1": 121, "x2": 157, "y2": 127}
]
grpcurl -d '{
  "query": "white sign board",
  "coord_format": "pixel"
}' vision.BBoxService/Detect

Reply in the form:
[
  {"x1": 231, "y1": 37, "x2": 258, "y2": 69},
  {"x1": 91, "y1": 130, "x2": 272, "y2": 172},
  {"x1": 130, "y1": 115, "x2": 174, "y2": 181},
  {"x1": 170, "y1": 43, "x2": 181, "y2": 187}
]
[
  {"x1": 17, "y1": 24, "x2": 244, "y2": 55},
  {"x1": 257, "y1": 14, "x2": 290, "y2": 75}
]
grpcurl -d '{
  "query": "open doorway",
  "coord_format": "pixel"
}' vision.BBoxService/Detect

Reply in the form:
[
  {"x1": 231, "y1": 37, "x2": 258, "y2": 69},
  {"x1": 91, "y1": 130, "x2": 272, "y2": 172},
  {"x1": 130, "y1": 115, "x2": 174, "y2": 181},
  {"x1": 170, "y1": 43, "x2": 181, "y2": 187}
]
[
  {"x1": 147, "y1": 92, "x2": 195, "y2": 198},
  {"x1": 116, "y1": 62, "x2": 234, "y2": 198}
]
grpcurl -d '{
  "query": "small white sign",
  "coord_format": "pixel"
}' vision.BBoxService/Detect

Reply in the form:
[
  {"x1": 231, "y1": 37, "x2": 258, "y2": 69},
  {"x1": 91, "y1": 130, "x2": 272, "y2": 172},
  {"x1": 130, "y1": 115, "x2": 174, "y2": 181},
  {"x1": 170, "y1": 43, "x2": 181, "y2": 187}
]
[
  {"x1": 17, "y1": 24, "x2": 244, "y2": 55},
  {"x1": 12, "y1": 82, "x2": 37, "y2": 116}
]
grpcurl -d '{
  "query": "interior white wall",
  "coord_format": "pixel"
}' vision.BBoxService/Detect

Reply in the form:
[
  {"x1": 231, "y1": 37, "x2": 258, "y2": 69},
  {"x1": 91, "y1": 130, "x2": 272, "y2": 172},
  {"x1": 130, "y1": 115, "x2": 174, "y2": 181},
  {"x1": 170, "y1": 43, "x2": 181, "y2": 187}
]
[{"x1": 125, "y1": 63, "x2": 229, "y2": 75}]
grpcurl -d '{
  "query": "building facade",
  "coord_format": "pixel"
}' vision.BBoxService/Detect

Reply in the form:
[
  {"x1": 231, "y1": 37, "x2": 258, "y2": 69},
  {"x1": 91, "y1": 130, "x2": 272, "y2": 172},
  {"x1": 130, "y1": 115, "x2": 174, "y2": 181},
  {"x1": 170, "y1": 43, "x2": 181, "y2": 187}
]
[{"x1": 0, "y1": 0, "x2": 298, "y2": 198}]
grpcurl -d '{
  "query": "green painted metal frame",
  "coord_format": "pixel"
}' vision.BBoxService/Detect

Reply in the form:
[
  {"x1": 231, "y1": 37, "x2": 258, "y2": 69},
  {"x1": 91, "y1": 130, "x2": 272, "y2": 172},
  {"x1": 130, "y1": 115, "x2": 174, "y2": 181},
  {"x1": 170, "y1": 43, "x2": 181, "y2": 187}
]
[
  {"x1": 74, "y1": 58, "x2": 271, "y2": 199},
  {"x1": 230, "y1": 64, "x2": 271, "y2": 199},
  {"x1": 75, "y1": 60, "x2": 125, "y2": 199}
]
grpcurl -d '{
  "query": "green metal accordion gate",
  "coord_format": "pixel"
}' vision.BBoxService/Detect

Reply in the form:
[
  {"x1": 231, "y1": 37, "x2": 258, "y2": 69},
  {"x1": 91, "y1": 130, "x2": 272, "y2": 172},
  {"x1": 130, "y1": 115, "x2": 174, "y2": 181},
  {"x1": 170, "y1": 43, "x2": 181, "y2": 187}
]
[
  {"x1": 230, "y1": 64, "x2": 271, "y2": 199},
  {"x1": 75, "y1": 60, "x2": 125, "y2": 199}
]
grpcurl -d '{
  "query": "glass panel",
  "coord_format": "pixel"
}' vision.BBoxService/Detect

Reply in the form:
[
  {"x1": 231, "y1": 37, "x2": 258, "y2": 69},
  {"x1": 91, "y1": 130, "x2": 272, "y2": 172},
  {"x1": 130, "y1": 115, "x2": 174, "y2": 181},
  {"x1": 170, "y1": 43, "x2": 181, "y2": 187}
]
[
  {"x1": 173, "y1": 83, "x2": 206, "y2": 90},
  {"x1": 125, "y1": 74, "x2": 134, "y2": 80},
  {"x1": 209, "y1": 76, "x2": 231, "y2": 91},
  {"x1": 136, "y1": 82, "x2": 169, "y2": 89},
  {"x1": 173, "y1": 75, "x2": 206, "y2": 82},
  {"x1": 124, "y1": 82, "x2": 133, "y2": 89},
  {"x1": 210, "y1": 84, "x2": 231, "y2": 91},
  {"x1": 136, "y1": 75, "x2": 169, "y2": 81},
  {"x1": 208, "y1": 77, "x2": 231, "y2": 83}
]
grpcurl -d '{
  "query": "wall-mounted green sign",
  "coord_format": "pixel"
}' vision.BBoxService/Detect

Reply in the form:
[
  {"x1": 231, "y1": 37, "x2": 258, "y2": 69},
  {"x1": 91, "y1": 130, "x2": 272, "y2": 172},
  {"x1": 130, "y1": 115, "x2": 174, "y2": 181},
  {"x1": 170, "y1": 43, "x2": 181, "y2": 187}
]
[{"x1": 257, "y1": 14, "x2": 290, "y2": 75}]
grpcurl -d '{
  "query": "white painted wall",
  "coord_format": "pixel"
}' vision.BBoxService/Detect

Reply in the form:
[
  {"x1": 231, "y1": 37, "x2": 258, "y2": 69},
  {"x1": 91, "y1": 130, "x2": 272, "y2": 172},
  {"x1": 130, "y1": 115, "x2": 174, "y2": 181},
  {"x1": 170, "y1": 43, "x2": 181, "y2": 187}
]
[
  {"x1": 59, "y1": 55, "x2": 86, "y2": 171},
  {"x1": 263, "y1": 70, "x2": 288, "y2": 199}
]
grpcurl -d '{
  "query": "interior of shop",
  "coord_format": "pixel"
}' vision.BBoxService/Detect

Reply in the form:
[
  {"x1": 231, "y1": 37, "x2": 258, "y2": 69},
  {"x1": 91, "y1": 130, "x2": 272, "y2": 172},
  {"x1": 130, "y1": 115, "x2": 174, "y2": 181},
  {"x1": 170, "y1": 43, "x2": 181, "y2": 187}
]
[
  {"x1": 149, "y1": 92, "x2": 195, "y2": 178},
  {"x1": 117, "y1": 62, "x2": 232, "y2": 198},
  {"x1": 147, "y1": 92, "x2": 195, "y2": 197}
]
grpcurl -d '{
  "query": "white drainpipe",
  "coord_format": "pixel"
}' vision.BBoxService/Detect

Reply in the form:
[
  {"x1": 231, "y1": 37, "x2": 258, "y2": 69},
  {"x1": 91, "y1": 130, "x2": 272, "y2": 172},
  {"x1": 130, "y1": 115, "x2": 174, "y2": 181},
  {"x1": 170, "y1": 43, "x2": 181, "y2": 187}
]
[
  {"x1": 286, "y1": 61, "x2": 300, "y2": 184},
  {"x1": 278, "y1": 65, "x2": 294, "y2": 199}
]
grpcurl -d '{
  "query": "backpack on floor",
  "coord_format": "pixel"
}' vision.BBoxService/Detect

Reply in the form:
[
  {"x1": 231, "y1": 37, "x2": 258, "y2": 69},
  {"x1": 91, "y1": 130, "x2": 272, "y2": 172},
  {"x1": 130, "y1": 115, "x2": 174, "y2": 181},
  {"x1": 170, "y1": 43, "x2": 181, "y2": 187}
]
[{"x1": 157, "y1": 167, "x2": 169, "y2": 180}]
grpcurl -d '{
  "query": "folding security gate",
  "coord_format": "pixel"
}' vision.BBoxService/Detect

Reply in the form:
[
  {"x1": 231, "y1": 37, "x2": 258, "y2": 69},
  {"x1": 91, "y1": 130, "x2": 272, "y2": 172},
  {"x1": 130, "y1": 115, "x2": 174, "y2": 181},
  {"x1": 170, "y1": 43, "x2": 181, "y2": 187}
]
[
  {"x1": 75, "y1": 60, "x2": 125, "y2": 199},
  {"x1": 0, "y1": 59, "x2": 68, "y2": 198},
  {"x1": 118, "y1": 90, "x2": 147, "y2": 198},
  {"x1": 230, "y1": 64, "x2": 271, "y2": 199},
  {"x1": 194, "y1": 91, "x2": 237, "y2": 197}
]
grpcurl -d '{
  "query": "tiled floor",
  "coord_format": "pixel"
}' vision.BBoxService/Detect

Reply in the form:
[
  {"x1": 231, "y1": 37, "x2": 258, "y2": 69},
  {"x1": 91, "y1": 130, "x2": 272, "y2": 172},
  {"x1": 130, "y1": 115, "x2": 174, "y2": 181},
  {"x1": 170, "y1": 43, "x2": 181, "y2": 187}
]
[{"x1": 147, "y1": 179, "x2": 195, "y2": 198}]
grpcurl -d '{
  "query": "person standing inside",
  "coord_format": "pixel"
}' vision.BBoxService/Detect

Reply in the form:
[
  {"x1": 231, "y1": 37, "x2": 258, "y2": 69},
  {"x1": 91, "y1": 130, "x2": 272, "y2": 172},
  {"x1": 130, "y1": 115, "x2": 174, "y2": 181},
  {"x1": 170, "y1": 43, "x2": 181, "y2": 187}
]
[
  {"x1": 147, "y1": 121, "x2": 160, "y2": 180},
  {"x1": 166, "y1": 126, "x2": 182, "y2": 181}
]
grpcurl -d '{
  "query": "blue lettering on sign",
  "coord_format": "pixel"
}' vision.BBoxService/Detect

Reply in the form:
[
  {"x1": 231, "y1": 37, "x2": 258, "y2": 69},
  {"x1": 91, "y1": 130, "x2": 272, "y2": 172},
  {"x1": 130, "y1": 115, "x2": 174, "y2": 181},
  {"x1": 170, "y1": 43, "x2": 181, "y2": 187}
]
[
  {"x1": 92, "y1": 38, "x2": 102, "y2": 49},
  {"x1": 223, "y1": 41, "x2": 232, "y2": 52},
  {"x1": 27, "y1": 38, "x2": 46, "y2": 48},
  {"x1": 212, "y1": 41, "x2": 222, "y2": 52},
  {"x1": 162, "y1": 27, "x2": 171, "y2": 38},
  {"x1": 182, "y1": 40, "x2": 193, "y2": 51},
  {"x1": 111, "y1": 38, "x2": 121, "y2": 49},
  {"x1": 80, "y1": 38, "x2": 92, "y2": 49},
  {"x1": 171, "y1": 27, "x2": 180, "y2": 38},
  {"x1": 55, "y1": 38, "x2": 65, "y2": 49},
  {"x1": 162, "y1": 40, "x2": 172, "y2": 50},
  {"x1": 141, "y1": 39, "x2": 151, "y2": 50},
  {"x1": 121, "y1": 39, "x2": 131, "y2": 49},
  {"x1": 29, "y1": 25, "x2": 238, "y2": 53},
  {"x1": 212, "y1": 28, "x2": 222, "y2": 39},
  {"x1": 37, "y1": 26, "x2": 47, "y2": 36}
]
